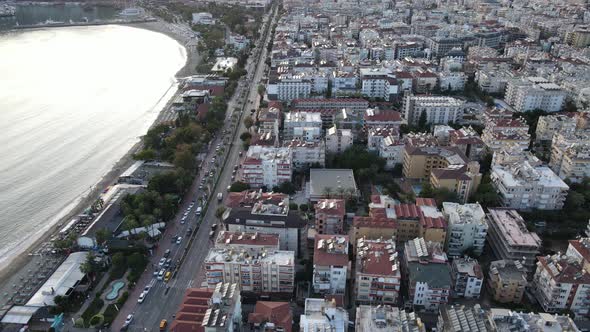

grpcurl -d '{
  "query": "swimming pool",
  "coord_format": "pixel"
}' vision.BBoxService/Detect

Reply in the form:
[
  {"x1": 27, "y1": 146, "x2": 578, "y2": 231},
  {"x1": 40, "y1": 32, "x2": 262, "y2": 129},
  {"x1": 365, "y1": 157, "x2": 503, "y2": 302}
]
[{"x1": 105, "y1": 281, "x2": 125, "y2": 301}]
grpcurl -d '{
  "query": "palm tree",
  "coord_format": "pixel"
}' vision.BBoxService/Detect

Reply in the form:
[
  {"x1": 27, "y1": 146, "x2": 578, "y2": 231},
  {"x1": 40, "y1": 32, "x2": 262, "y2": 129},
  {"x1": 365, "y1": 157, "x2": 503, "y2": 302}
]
[
  {"x1": 322, "y1": 187, "x2": 333, "y2": 198},
  {"x1": 336, "y1": 187, "x2": 345, "y2": 198}
]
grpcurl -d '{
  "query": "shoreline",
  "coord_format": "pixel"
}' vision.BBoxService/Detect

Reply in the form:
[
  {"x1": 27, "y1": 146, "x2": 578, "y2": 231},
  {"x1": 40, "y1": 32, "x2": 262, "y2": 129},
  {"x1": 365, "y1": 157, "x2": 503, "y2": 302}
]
[{"x1": 0, "y1": 19, "x2": 198, "y2": 288}]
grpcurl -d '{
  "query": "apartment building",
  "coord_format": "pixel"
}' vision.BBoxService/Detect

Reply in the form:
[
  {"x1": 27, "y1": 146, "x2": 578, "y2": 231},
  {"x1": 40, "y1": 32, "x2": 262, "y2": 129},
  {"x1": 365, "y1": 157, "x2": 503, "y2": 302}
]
[
  {"x1": 223, "y1": 199, "x2": 306, "y2": 257},
  {"x1": 325, "y1": 126, "x2": 353, "y2": 154},
  {"x1": 481, "y1": 117, "x2": 531, "y2": 152},
  {"x1": 204, "y1": 244, "x2": 295, "y2": 294},
  {"x1": 402, "y1": 145, "x2": 467, "y2": 180},
  {"x1": 402, "y1": 94, "x2": 464, "y2": 126},
  {"x1": 475, "y1": 69, "x2": 513, "y2": 94},
  {"x1": 451, "y1": 257, "x2": 484, "y2": 299},
  {"x1": 438, "y1": 71, "x2": 467, "y2": 91},
  {"x1": 242, "y1": 146, "x2": 292, "y2": 188},
  {"x1": 442, "y1": 202, "x2": 487, "y2": 257},
  {"x1": 170, "y1": 283, "x2": 241, "y2": 332},
  {"x1": 490, "y1": 160, "x2": 569, "y2": 210},
  {"x1": 355, "y1": 305, "x2": 425, "y2": 332},
  {"x1": 550, "y1": 132, "x2": 590, "y2": 183},
  {"x1": 379, "y1": 135, "x2": 405, "y2": 170},
  {"x1": 404, "y1": 238, "x2": 452, "y2": 312},
  {"x1": 283, "y1": 140, "x2": 325, "y2": 170},
  {"x1": 214, "y1": 231, "x2": 280, "y2": 252},
  {"x1": 247, "y1": 301, "x2": 292, "y2": 332},
  {"x1": 430, "y1": 162, "x2": 482, "y2": 204},
  {"x1": 486, "y1": 208, "x2": 541, "y2": 272},
  {"x1": 504, "y1": 77, "x2": 566, "y2": 113},
  {"x1": 313, "y1": 235, "x2": 350, "y2": 294},
  {"x1": 428, "y1": 37, "x2": 464, "y2": 57},
  {"x1": 257, "y1": 107, "x2": 281, "y2": 138},
  {"x1": 436, "y1": 304, "x2": 487, "y2": 332},
  {"x1": 486, "y1": 308, "x2": 580, "y2": 331},
  {"x1": 488, "y1": 260, "x2": 528, "y2": 304},
  {"x1": 449, "y1": 127, "x2": 485, "y2": 161},
  {"x1": 363, "y1": 108, "x2": 403, "y2": 129},
  {"x1": 565, "y1": 25, "x2": 590, "y2": 48},
  {"x1": 314, "y1": 199, "x2": 345, "y2": 235},
  {"x1": 535, "y1": 114, "x2": 577, "y2": 143},
  {"x1": 291, "y1": 98, "x2": 369, "y2": 113},
  {"x1": 532, "y1": 253, "x2": 590, "y2": 317},
  {"x1": 355, "y1": 237, "x2": 401, "y2": 305},
  {"x1": 266, "y1": 74, "x2": 311, "y2": 102},
  {"x1": 332, "y1": 71, "x2": 359, "y2": 97},
  {"x1": 283, "y1": 112, "x2": 322, "y2": 142},
  {"x1": 367, "y1": 126, "x2": 399, "y2": 151},
  {"x1": 225, "y1": 190, "x2": 287, "y2": 209},
  {"x1": 300, "y1": 298, "x2": 348, "y2": 332},
  {"x1": 360, "y1": 68, "x2": 400, "y2": 101}
]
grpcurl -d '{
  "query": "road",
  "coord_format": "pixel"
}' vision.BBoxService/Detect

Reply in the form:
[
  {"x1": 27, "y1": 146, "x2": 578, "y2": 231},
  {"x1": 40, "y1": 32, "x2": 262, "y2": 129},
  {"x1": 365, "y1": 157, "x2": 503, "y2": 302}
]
[{"x1": 113, "y1": 5, "x2": 278, "y2": 331}]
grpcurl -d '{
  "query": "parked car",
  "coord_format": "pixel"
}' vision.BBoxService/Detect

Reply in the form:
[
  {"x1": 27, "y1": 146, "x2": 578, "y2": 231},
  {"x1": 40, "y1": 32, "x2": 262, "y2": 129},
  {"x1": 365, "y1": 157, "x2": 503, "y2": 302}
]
[
  {"x1": 124, "y1": 314, "x2": 134, "y2": 325},
  {"x1": 164, "y1": 249, "x2": 171, "y2": 257},
  {"x1": 176, "y1": 237, "x2": 182, "y2": 244},
  {"x1": 158, "y1": 258, "x2": 166, "y2": 267}
]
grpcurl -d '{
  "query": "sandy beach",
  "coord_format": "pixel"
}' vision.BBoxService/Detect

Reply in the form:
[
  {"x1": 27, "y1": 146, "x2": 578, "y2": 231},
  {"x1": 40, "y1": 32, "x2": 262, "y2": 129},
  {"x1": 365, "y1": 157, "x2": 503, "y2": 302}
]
[{"x1": 0, "y1": 19, "x2": 199, "y2": 289}]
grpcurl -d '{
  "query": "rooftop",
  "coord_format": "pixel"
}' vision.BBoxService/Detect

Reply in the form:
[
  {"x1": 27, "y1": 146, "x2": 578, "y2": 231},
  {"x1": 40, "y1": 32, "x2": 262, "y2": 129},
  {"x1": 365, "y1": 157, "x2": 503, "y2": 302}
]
[
  {"x1": 356, "y1": 237, "x2": 399, "y2": 277},
  {"x1": 452, "y1": 257, "x2": 484, "y2": 279},
  {"x1": 355, "y1": 305, "x2": 425, "y2": 332},
  {"x1": 487, "y1": 209, "x2": 541, "y2": 248},
  {"x1": 439, "y1": 304, "x2": 488, "y2": 332},
  {"x1": 215, "y1": 231, "x2": 279, "y2": 249},
  {"x1": 309, "y1": 169, "x2": 357, "y2": 197},
  {"x1": 407, "y1": 261, "x2": 452, "y2": 289},
  {"x1": 405, "y1": 237, "x2": 448, "y2": 264},
  {"x1": 245, "y1": 146, "x2": 292, "y2": 163},
  {"x1": 300, "y1": 298, "x2": 348, "y2": 332},
  {"x1": 206, "y1": 247, "x2": 294, "y2": 266},
  {"x1": 315, "y1": 199, "x2": 346, "y2": 216},
  {"x1": 442, "y1": 202, "x2": 486, "y2": 226},
  {"x1": 248, "y1": 301, "x2": 293, "y2": 332},
  {"x1": 314, "y1": 234, "x2": 349, "y2": 267}
]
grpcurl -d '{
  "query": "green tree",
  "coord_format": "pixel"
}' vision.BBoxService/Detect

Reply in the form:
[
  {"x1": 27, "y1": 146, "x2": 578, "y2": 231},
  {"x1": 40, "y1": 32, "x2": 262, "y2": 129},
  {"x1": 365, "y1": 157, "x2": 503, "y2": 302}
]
[
  {"x1": 273, "y1": 181, "x2": 297, "y2": 195},
  {"x1": 127, "y1": 253, "x2": 146, "y2": 272},
  {"x1": 95, "y1": 228, "x2": 110, "y2": 245},
  {"x1": 289, "y1": 203, "x2": 298, "y2": 211},
  {"x1": 418, "y1": 110, "x2": 428, "y2": 132},
  {"x1": 240, "y1": 131, "x2": 252, "y2": 141},
  {"x1": 173, "y1": 144, "x2": 195, "y2": 170},
  {"x1": 134, "y1": 148, "x2": 156, "y2": 160},
  {"x1": 230, "y1": 181, "x2": 250, "y2": 192},
  {"x1": 81, "y1": 252, "x2": 102, "y2": 275},
  {"x1": 257, "y1": 84, "x2": 265, "y2": 97},
  {"x1": 244, "y1": 115, "x2": 254, "y2": 130}
]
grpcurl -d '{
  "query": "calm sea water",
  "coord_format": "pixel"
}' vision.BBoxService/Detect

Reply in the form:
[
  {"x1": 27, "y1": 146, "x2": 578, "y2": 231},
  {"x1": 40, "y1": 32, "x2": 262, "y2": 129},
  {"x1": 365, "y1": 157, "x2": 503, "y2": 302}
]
[
  {"x1": 0, "y1": 4, "x2": 118, "y2": 30},
  {"x1": 0, "y1": 25, "x2": 186, "y2": 266}
]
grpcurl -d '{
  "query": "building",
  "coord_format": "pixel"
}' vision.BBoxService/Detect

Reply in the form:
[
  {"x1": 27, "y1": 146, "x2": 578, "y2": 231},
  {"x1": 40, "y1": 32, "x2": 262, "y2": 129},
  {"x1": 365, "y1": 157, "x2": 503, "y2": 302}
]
[
  {"x1": 355, "y1": 305, "x2": 425, "y2": 332},
  {"x1": 314, "y1": 199, "x2": 345, "y2": 235},
  {"x1": 212, "y1": 57, "x2": 239, "y2": 73},
  {"x1": 247, "y1": 301, "x2": 292, "y2": 332},
  {"x1": 379, "y1": 135, "x2": 405, "y2": 170},
  {"x1": 360, "y1": 68, "x2": 399, "y2": 101},
  {"x1": 368, "y1": 126, "x2": 399, "y2": 151},
  {"x1": 504, "y1": 77, "x2": 566, "y2": 113},
  {"x1": 565, "y1": 25, "x2": 590, "y2": 48},
  {"x1": 257, "y1": 107, "x2": 281, "y2": 138},
  {"x1": 403, "y1": 95, "x2": 464, "y2": 126},
  {"x1": 267, "y1": 74, "x2": 311, "y2": 102},
  {"x1": 308, "y1": 168, "x2": 358, "y2": 201},
  {"x1": 225, "y1": 190, "x2": 287, "y2": 209},
  {"x1": 442, "y1": 202, "x2": 487, "y2": 257},
  {"x1": 438, "y1": 71, "x2": 467, "y2": 91},
  {"x1": 325, "y1": 126, "x2": 353, "y2": 155},
  {"x1": 449, "y1": 127, "x2": 486, "y2": 161},
  {"x1": 299, "y1": 298, "x2": 348, "y2": 332},
  {"x1": 292, "y1": 98, "x2": 369, "y2": 113},
  {"x1": 430, "y1": 162, "x2": 482, "y2": 204},
  {"x1": 486, "y1": 308, "x2": 580, "y2": 331},
  {"x1": 204, "y1": 240, "x2": 295, "y2": 293},
  {"x1": 283, "y1": 140, "x2": 325, "y2": 170},
  {"x1": 242, "y1": 146, "x2": 292, "y2": 188},
  {"x1": 402, "y1": 145, "x2": 468, "y2": 180},
  {"x1": 428, "y1": 37, "x2": 464, "y2": 57},
  {"x1": 363, "y1": 108, "x2": 403, "y2": 129},
  {"x1": 313, "y1": 235, "x2": 350, "y2": 294},
  {"x1": 532, "y1": 253, "x2": 590, "y2": 317},
  {"x1": 481, "y1": 117, "x2": 531, "y2": 152},
  {"x1": 192, "y1": 12, "x2": 215, "y2": 25},
  {"x1": 487, "y1": 260, "x2": 528, "y2": 304},
  {"x1": 486, "y1": 208, "x2": 541, "y2": 272},
  {"x1": 223, "y1": 199, "x2": 306, "y2": 257},
  {"x1": 227, "y1": 33, "x2": 249, "y2": 51},
  {"x1": 405, "y1": 238, "x2": 452, "y2": 312},
  {"x1": 490, "y1": 161, "x2": 569, "y2": 210},
  {"x1": 170, "y1": 283, "x2": 241, "y2": 332},
  {"x1": 535, "y1": 114, "x2": 577, "y2": 143},
  {"x1": 214, "y1": 231, "x2": 279, "y2": 252},
  {"x1": 549, "y1": 132, "x2": 590, "y2": 183},
  {"x1": 451, "y1": 257, "x2": 484, "y2": 299},
  {"x1": 436, "y1": 304, "x2": 488, "y2": 332},
  {"x1": 283, "y1": 112, "x2": 323, "y2": 142},
  {"x1": 355, "y1": 237, "x2": 401, "y2": 305}
]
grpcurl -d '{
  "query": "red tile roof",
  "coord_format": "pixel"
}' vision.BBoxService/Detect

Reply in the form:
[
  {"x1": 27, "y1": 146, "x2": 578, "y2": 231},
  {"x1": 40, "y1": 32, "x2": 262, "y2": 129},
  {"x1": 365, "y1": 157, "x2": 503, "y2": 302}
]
[
  {"x1": 216, "y1": 231, "x2": 279, "y2": 247},
  {"x1": 315, "y1": 199, "x2": 346, "y2": 216},
  {"x1": 416, "y1": 198, "x2": 436, "y2": 206},
  {"x1": 364, "y1": 109, "x2": 402, "y2": 122},
  {"x1": 313, "y1": 234, "x2": 350, "y2": 267},
  {"x1": 393, "y1": 204, "x2": 421, "y2": 219},
  {"x1": 359, "y1": 241, "x2": 399, "y2": 276},
  {"x1": 248, "y1": 301, "x2": 293, "y2": 332},
  {"x1": 170, "y1": 288, "x2": 214, "y2": 332}
]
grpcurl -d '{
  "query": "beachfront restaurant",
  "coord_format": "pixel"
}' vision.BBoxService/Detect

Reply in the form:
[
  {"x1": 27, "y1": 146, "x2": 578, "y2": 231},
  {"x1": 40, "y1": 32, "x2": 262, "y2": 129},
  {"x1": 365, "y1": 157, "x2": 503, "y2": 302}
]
[{"x1": 1, "y1": 251, "x2": 89, "y2": 328}]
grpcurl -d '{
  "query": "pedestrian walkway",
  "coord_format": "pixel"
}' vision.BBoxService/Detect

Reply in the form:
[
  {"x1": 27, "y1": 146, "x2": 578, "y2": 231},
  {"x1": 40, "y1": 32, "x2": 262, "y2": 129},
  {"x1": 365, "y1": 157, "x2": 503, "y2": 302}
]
[{"x1": 63, "y1": 272, "x2": 111, "y2": 331}]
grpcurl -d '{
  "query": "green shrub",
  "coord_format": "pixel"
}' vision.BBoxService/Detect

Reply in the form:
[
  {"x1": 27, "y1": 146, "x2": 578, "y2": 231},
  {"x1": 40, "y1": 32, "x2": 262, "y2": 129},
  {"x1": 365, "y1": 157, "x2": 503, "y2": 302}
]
[
  {"x1": 103, "y1": 304, "x2": 118, "y2": 325},
  {"x1": 117, "y1": 291, "x2": 129, "y2": 306},
  {"x1": 81, "y1": 297, "x2": 104, "y2": 323},
  {"x1": 74, "y1": 318, "x2": 85, "y2": 328},
  {"x1": 89, "y1": 314, "x2": 104, "y2": 327}
]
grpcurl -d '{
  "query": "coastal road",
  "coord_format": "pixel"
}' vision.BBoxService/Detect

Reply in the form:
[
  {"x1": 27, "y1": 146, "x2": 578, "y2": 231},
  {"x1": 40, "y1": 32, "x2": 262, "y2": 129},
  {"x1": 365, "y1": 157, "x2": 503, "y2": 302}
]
[{"x1": 114, "y1": 5, "x2": 278, "y2": 331}]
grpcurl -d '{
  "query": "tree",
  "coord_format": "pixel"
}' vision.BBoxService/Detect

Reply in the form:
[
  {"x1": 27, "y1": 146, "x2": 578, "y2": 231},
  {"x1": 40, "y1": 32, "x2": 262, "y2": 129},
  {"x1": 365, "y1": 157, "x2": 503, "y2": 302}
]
[
  {"x1": 418, "y1": 110, "x2": 428, "y2": 132},
  {"x1": 127, "y1": 253, "x2": 146, "y2": 272},
  {"x1": 95, "y1": 228, "x2": 110, "y2": 245},
  {"x1": 240, "y1": 131, "x2": 252, "y2": 141},
  {"x1": 244, "y1": 115, "x2": 254, "y2": 130},
  {"x1": 299, "y1": 204, "x2": 308, "y2": 212},
  {"x1": 289, "y1": 203, "x2": 298, "y2": 211},
  {"x1": 215, "y1": 206, "x2": 226, "y2": 220},
  {"x1": 81, "y1": 252, "x2": 102, "y2": 275},
  {"x1": 134, "y1": 148, "x2": 156, "y2": 160},
  {"x1": 174, "y1": 144, "x2": 195, "y2": 170},
  {"x1": 230, "y1": 181, "x2": 250, "y2": 192},
  {"x1": 257, "y1": 84, "x2": 265, "y2": 97},
  {"x1": 471, "y1": 182, "x2": 500, "y2": 207},
  {"x1": 273, "y1": 181, "x2": 296, "y2": 195},
  {"x1": 322, "y1": 186, "x2": 333, "y2": 198}
]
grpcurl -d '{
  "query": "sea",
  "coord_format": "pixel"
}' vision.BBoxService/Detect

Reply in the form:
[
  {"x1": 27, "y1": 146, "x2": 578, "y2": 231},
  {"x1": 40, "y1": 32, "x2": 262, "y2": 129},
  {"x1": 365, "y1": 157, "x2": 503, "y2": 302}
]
[{"x1": 0, "y1": 6, "x2": 187, "y2": 268}]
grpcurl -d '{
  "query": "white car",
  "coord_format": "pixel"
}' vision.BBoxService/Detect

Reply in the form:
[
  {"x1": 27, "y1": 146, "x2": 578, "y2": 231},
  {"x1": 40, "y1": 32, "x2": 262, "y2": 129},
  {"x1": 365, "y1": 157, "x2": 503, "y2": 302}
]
[
  {"x1": 137, "y1": 291, "x2": 146, "y2": 303},
  {"x1": 158, "y1": 258, "x2": 166, "y2": 267},
  {"x1": 181, "y1": 216, "x2": 187, "y2": 224},
  {"x1": 176, "y1": 237, "x2": 182, "y2": 244},
  {"x1": 157, "y1": 270, "x2": 165, "y2": 280},
  {"x1": 124, "y1": 314, "x2": 134, "y2": 325}
]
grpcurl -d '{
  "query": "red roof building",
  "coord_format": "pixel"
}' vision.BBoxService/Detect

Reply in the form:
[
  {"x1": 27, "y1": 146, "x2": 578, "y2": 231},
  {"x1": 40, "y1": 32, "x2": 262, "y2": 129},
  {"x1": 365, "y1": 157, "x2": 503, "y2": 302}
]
[
  {"x1": 314, "y1": 199, "x2": 346, "y2": 235},
  {"x1": 247, "y1": 301, "x2": 293, "y2": 332}
]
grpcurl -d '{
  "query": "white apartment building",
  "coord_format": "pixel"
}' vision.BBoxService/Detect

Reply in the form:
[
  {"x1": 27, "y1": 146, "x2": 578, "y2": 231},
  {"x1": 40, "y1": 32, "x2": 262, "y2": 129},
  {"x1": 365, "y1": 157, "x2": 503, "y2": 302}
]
[
  {"x1": 325, "y1": 126, "x2": 353, "y2": 154},
  {"x1": 481, "y1": 117, "x2": 531, "y2": 152},
  {"x1": 355, "y1": 305, "x2": 425, "y2": 332},
  {"x1": 227, "y1": 33, "x2": 249, "y2": 51},
  {"x1": 300, "y1": 298, "x2": 348, "y2": 332},
  {"x1": 550, "y1": 132, "x2": 590, "y2": 183},
  {"x1": 355, "y1": 237, "x2": 401, "y2": 305},
  {"x1": 313, "y1": 235, "x2": 350, "y2": 294},
  {"x1": 192, "y1": 12, "x2": 215, "y2": 25},
  {"x1": 360, "y1": 68, "x2": 399, "y2": 101},
  {"x1": 450, "y1": 257, "x2": 484, "y2": 299},
  {"x1": 405, "y1": 238, "x2": 452, "y2": 312},
  {"x1": 242, "y1": 146, "x2": 292, "y2": 188},
  {"x1": 475, "y1": 69, "x2": 513, "y2": 94},
  {"x1": 266, "y1": 75, "x2": 311, "y2": 102},
  {"x1": 504, "y1": 77, "x2": 567, "y2": 113},
  {"x1": 332, "y1": 71, "x2": 359, "y2": 97},
  {"x1": 535, "y1": 114, "x2": 577, "y2": 143},
  {"x1": 379, "y1": 136, "x2": 404, "y2": 170},
  {"x1": 283, "y1": 111, "x2": 323, "y2": 142},
  {"x1": 490, "y1": 161, "x2": 569, "y2": 210},
  {"x1": 204, "y1": 245, "x2": 295, "y2": 293},
  {"x1": 283, "y1": 140, "x2": 325, "y2": 170},
  {"x1": 532, "y1": 253, "x2": 590, "y2": 317},
  {"x1": 486, "y1": 208, "x2": 541, "y2": 272},
  {"x1": 367, "y1": 127, "x2": 399, "y2": 151},
  {"x1": 442, "y1": 202, "x2": 487, "y2": 257},
  {"x1": 437, "y1": 71, "x2": 467, "y2": 91},
  {"x1": 403, "y1": 94, "x2": 464, "y2": 126}
]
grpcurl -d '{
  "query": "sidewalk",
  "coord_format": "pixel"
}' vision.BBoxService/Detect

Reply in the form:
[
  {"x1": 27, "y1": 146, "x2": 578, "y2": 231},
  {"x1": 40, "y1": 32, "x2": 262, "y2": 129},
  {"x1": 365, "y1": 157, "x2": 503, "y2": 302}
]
[{"x1": 63, "y1": 272, "x2": 111, "y2": 331}]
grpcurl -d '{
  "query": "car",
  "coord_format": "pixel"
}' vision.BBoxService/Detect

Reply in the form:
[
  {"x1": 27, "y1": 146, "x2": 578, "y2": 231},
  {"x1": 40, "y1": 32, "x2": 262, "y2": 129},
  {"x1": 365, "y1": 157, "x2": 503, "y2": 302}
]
[
  {"x1": 181, "y1": 216, "x2": 186, "y2": 224},
  {"x1": 124, "y1": 314, "x2": 134, "y2": 325},
  {"x1": 231, "y1": 175, "x2": 236, "y2": 181},
  {"x1": 198, "y1": 185, "x2": 203, "y2": 190},
  {"x1": 157, "y1": 270, "x2": 165, "y2": 280},
  {"x1": 153, "y1": 269, "x2": 159, "y2": 277},
  {"x1": 189, "y1": 202, "x2": 195, "y2": 208},
  {"x1": 183, "y1": 211, "x2": 189, "y2": 217},
  {"x1": 187, "y1": 227, "x2": 193, "y2": 235},
  {"x1": 143, "y1": 285, "x2": 150, "y2": 294},
  {"x1": 164, "y1": 249, "x2": 171, "y2": 257},
  {"x1": 234, "y1": 165, "x2": 238, "y2": 170},
  {"x1": 158, "y1": 258, "x2": 166, "y2": 267},
  {"x1": 160, "y1": 319, "x2": 168, "y2": 331},
  {"x1": 176, "y1": 237, "x2": 182, "y2": 244},
  {"x1": 137, "y1": 291, "x2": 146, "y2": 303},
  {"x1": 164, "y1": 271, "x2": 172, "y2": 282}
]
